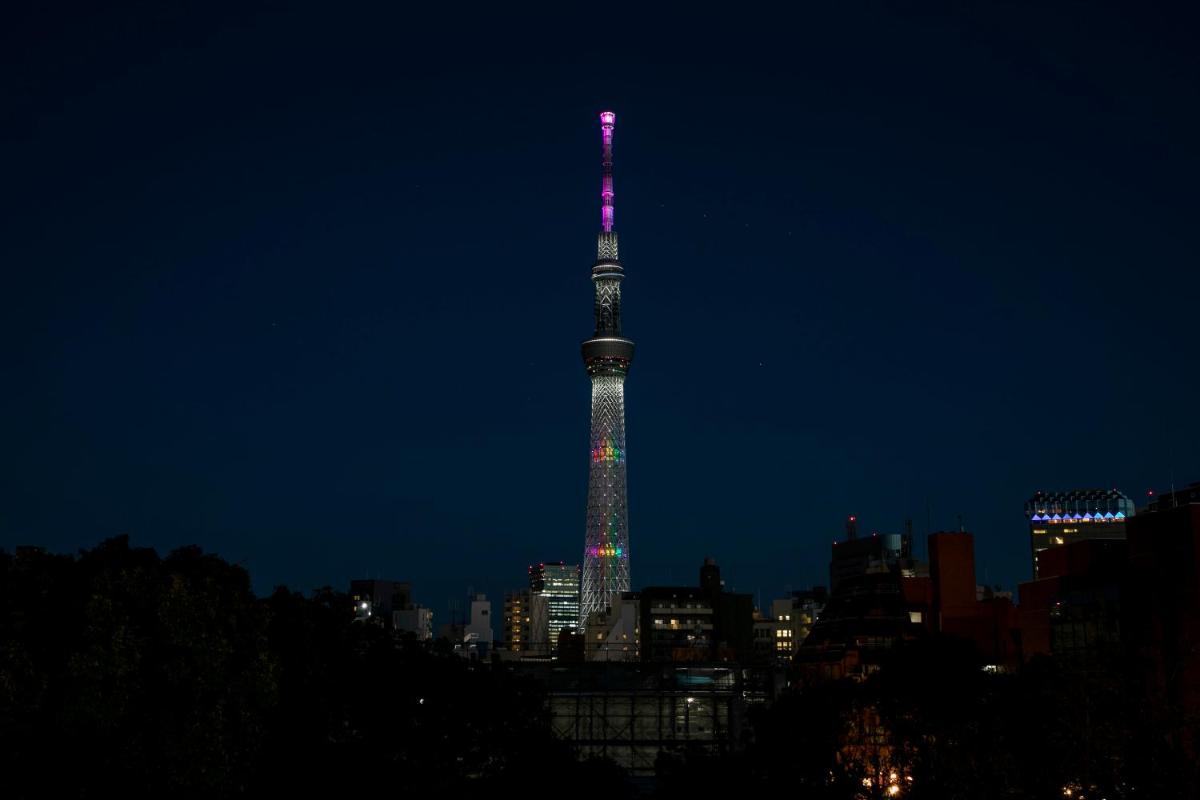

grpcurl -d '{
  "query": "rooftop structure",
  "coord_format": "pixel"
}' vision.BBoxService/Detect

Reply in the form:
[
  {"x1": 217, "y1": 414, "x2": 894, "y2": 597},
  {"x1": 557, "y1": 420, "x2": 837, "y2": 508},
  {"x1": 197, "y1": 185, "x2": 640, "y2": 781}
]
[{"x1": 1025, "y1": 489, "x2": 1134, "y2": 578}]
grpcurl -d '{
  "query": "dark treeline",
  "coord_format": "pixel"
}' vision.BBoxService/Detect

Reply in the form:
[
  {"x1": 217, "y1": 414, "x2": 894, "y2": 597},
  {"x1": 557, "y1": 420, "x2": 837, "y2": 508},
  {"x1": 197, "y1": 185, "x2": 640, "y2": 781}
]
[
  {"x1": 0, "y1": 538, "x2": 628, "y2": 798},
  {"x1": 1, "y1": 538, "x2": 1193, "y2": 798}
]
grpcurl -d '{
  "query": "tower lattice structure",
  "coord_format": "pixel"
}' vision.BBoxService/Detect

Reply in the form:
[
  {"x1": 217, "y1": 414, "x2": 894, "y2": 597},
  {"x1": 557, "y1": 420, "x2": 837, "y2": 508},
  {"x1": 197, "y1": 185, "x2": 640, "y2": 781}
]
[{"x1": 581, "y1": 111, "x2": 635, "y2": 626}]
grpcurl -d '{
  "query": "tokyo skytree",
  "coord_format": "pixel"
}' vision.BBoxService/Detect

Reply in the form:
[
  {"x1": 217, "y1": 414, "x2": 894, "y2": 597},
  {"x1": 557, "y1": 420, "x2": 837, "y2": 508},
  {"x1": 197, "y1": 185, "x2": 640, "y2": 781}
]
[{"x1": 580, "y1": 111, "x2": 634, "y2": 625}]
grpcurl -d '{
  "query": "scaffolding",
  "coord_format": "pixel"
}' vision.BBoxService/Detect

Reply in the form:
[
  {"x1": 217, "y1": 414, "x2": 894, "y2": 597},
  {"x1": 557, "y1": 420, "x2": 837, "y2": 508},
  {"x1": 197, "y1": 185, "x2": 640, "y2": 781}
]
[{"x1": 536, "y1": 662, "x2": 772, "y2": 778}]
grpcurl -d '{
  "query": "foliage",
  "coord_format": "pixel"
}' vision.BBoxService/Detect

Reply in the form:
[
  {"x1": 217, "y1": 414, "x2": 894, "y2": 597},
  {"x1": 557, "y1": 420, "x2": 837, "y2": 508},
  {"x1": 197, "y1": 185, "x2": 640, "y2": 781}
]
[
  {"x1": 653, "y1": 636, "x2": 1193, "y2": 799},
  {"x1": 3, "y1": 538, "x2": 1191, "y2": 797},
  {"x1": 0, "y1": 538, "x2": 627, "y2": 798}
]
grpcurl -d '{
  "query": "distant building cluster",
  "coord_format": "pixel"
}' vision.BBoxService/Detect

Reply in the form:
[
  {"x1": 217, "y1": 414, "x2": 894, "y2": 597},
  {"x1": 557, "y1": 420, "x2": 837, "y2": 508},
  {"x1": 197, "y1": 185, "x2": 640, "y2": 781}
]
[
  {"x1": 342, "y1": 115, "x2": 1200, "y2": 782},
  {"x1": 345, "y1": 480, "x2": 1200, "y2": 779},
  {"x1": 349, "y1": 579, "x2": 433, "y2": 641}
]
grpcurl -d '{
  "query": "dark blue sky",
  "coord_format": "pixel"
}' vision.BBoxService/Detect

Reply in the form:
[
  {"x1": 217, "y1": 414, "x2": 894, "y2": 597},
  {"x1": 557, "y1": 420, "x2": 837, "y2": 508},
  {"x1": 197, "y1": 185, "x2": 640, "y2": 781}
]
[{"x1": 3, "y1": 3, "x2": 1197, "y2": 616}]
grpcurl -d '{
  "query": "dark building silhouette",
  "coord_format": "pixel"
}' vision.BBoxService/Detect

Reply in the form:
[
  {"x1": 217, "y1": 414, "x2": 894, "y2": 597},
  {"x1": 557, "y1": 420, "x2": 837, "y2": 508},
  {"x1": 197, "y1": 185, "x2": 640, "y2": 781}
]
[
  {"x1": 1014, "y1": 489, "x2": 1200, "y2": 779},
  {"x1": 639, "y1": 559, "x2": 754, "y2": 662},
  {"x1": 801, "y1": 525, "x2": 1020, "y2": 681},
  {"x1": 1124, "y1": 500, "x2": 1200, "y2": 761},
  {"x1": 349, "y1": 579, "x2": 412, "y2": 621},
  {"x1": 828, "y1": 532, "x2": 911, "y2": 591},
  {"x1": 798, "y1": 524, "x2": 927, "y2": 681},
  {"x1": 1144, "y1": 480, "x2": 1200, "y2": 510},
  {"x1": 1018, "y1": 538, "x2": 1126, "y2": 661}
]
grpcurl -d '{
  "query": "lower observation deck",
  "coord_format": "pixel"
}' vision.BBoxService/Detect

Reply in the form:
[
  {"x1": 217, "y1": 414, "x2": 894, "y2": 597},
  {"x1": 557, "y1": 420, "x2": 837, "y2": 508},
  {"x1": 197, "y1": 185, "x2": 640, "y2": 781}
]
[{"x1": 582, "y1": 336, "x2": 635, "y2": 376}]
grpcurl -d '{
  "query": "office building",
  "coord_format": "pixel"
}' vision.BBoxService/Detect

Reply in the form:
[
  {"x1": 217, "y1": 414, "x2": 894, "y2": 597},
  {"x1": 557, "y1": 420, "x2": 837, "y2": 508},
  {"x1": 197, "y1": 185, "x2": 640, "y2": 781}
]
[
  {"x1": 530, "y1": 561, "x2": 581, "y2": 649},
  {"x1": 1026, "y1": 488, "x2": 1133, "y2": 578}
]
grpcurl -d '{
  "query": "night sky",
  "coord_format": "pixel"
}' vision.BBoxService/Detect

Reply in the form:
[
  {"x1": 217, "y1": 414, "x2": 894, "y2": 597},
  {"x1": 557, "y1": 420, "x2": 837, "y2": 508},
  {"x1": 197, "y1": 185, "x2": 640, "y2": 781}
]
[{"x1": 3, "y1": 3, "x2": 1198, "y2": 616}]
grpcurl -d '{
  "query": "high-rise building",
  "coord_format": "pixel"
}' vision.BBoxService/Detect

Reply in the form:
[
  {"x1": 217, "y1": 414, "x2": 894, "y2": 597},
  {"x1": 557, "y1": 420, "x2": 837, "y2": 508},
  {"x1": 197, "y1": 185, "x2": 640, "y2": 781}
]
[
  {"x1": 581, "y1": 111, "x2": 635, "y2": 625},
  {"x1": 503, "y1": 589, "x2": 529, "y2": 652},
  {"x1": 529, "y1": 561, "x2": 580, "y2": 650},
  {"x1": 503, "y1": 588, "x2": 549, "y2": 655},
  {"x1": 1026, "y1": 489, "x2": 1134, "y2": 578}
]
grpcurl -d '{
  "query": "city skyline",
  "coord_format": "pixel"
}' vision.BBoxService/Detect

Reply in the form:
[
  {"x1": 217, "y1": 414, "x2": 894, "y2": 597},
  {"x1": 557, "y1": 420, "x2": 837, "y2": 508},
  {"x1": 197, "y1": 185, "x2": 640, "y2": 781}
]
[{"x1": 2, "y1": 4, "x2": 1198, "y2": 618}]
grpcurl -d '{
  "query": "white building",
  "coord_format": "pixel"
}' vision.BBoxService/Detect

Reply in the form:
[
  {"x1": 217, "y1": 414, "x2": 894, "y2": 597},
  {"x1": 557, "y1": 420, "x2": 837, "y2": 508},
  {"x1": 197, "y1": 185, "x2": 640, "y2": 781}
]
[
  {"x1": 465, "y1": 593, "x2": 493, "y2": 651},
  {"x1": 585, "y1": 592, "x2": 639, "y2": 661}
]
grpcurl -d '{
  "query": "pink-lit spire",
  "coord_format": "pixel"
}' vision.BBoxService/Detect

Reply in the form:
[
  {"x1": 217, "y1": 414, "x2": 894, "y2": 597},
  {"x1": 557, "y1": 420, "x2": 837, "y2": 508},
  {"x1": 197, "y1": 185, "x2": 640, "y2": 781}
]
[{"x1": 600, "y1": 111, "x2": 615, "y2": 232}]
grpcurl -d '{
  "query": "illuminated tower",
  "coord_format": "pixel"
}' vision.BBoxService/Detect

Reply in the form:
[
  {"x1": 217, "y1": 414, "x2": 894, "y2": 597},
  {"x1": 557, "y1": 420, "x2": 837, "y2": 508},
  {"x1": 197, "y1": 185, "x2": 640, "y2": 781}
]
[{"x1": 580, "y1": 110, "x2": 635, "y2": 625}]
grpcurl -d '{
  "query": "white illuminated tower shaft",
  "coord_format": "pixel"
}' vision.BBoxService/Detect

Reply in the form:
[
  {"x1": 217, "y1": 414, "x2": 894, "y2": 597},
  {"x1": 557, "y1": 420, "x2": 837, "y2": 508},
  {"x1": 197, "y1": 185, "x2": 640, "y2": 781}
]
[{"x1": 580, "y1": 111, "x2": 635, "y2": 626}]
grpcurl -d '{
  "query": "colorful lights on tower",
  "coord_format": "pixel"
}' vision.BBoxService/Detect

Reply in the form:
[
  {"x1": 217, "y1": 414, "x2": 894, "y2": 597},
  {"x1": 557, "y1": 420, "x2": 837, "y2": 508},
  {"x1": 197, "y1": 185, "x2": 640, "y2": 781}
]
[
  {"x1": 580, "y1": 110, "x2": 635, "y2": 626},
  {"x1": 600, "y1": 110, "x2": 615, "y2": 232}
]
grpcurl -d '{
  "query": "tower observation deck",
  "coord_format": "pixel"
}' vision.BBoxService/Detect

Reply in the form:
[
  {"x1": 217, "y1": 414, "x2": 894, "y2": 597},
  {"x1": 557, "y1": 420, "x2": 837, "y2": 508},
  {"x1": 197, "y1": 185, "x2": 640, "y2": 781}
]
[{"x1": 580, "y1": 111, "x2": 635, "y2": 625}]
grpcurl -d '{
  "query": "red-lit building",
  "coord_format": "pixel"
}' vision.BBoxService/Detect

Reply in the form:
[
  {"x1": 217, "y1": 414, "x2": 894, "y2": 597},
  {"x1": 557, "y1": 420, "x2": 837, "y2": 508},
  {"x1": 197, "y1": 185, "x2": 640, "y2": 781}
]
[
  {"x1": 798, "y1": 525, "x2": 1020, "y2": 680},
  {"x1": 929, "y1": 531, "x2": 1020, "y2": 669},
  {"x1": 929, "y1": 532, "x2": 976, "y2": 636}
]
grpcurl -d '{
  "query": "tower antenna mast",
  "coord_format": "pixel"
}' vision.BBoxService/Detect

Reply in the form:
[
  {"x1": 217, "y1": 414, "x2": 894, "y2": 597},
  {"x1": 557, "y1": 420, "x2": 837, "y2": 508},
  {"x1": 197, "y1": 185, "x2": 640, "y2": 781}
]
[
  {"x1": 600, "y1": 111, "x2": 615, "y2": 232},
  {"x1": 580, "y1": 111, "x2": 636, "y2": 625}
]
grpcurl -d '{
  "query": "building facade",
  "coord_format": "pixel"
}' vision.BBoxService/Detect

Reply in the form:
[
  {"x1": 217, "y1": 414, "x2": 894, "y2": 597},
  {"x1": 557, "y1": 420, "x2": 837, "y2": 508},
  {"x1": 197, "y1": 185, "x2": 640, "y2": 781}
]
[
  {"x1": 639, "y1": 559, "x2": 755, "y2": 663},
  {"x1": 502, "y1": 588, "x2": 549, "y2": 656},
  {"x1": 393, "y1": 606, "x2": 433, "y2": 641},
  {"x1": 585, "y1": 591, "x2": 640, "y2": 661},
  {"x1": 459, "y1": 593, "x2": 493, "y2": 658},
  {"x1": 530, "y1": 561, "x2": 581, "y2": 650},
  {"x1": 760, "y1": 588, "x2": 827, "y2": 663},
  {"x1": 581, "y1": 111, "x2": 635, "y2": 624},
  {"x1": 1026, "y1": 488, "x2": 1133, "y2": 578},
  {"x1": 1018, "y1": 538, "x2": 1126, "y2": 661}
]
